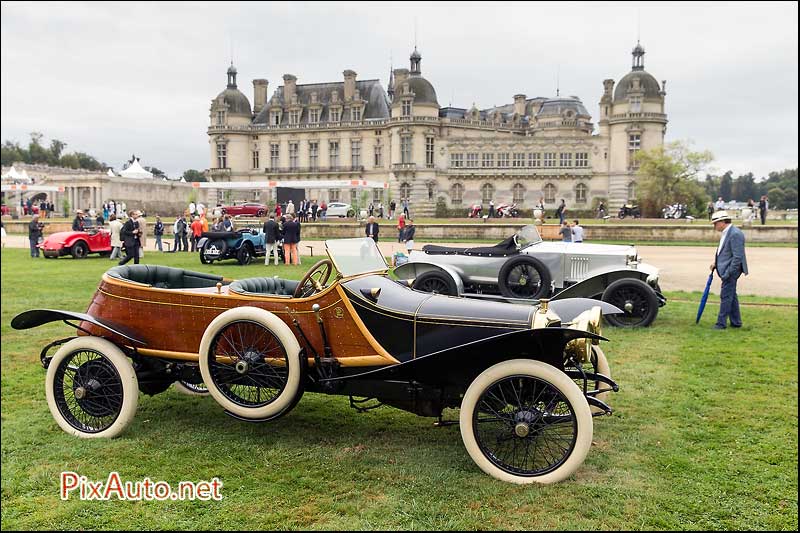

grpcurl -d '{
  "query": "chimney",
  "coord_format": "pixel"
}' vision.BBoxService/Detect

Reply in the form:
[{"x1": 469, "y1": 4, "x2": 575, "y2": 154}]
[
  {"x1": 393, "y1": 68, "x2": 409, "y2": 86},
  {"x1": 253, "y1": 79, "x2": 268, "y2": 114},
  {"x1": 513, "y1": 94, "x2": 526, "y2": 116},
  {"x1": 283, "y1": 74, "x2": 297, "y2": 103},
  {"x1": 343, "y1": 70, "x2": 357, "y2": 101}
]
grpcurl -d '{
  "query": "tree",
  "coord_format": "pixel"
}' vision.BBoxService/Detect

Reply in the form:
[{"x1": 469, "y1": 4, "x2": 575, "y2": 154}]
[
  {"x1": 1, "y1": 140, "x2": 27, "y2": 166},
  {"x1": 181, "y1": 169, "x2": 207, "y2": 182},
  {"x1": 732, "y1": 172, "x2": 757, "y2": 202},
  {"x1": 49, "y1": 139, "x2": 67, "y2": 164},
  {"x1": 27, "y1": 132, "x2": 50, "y2": 164},
  {"x1": 145, "y1": 166, "x2": 166, "y2": 178},
  {"x1": 719, "y1": 171, "x2": 733, "y2": 201},
  {"x1": 634, "y1": 140, "x2": 714, "y2": 217}
]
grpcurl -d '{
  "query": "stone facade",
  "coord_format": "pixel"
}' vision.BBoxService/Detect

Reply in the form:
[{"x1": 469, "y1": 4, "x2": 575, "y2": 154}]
[
  {"x1": 207, "y1": 42, "x2": 667, "y2": 214},
  {"x1": 1, "y1": 163, "x2": 207, "y2": 217}
]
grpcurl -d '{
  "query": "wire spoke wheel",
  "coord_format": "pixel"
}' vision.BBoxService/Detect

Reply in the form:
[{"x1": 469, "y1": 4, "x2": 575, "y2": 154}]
[
  {"x1": 53, "y1": 349, "x2": 123, "y2": 433},
  {"x1": 505, "y1": 264, "x2": 543, "y2": 298},
  {"x1": 474, "y1": 374, "x2": 578, "y2": 477},
  {"x1": 207, "y1": 320, "x2": 289, "y2": 408},
  {"x1": 602, "y1": 278, "x2": 659, "y2": 328},
  {"x1": 460, "y1": 359, "x2": 592, "y2": 484}
]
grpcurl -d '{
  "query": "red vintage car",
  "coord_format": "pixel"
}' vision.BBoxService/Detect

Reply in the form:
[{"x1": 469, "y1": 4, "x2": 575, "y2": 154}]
[
  {"x1": 40, "y1": 224, "x2": 111, "y2": 259},
  {"x1": 220, "y1": 202, "x2": 268, "y2": 217}
]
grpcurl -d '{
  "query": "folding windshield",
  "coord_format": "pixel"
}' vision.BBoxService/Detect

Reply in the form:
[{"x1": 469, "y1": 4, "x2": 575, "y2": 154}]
[
  {"x1": 516, "y1": 225, "x2": 543, "y2": 247},
  {"x1": 325, "y1": 238, "x2": 389, "y2": 277}
]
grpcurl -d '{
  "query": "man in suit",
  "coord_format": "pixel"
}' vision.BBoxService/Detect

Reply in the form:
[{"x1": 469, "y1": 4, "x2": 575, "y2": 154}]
[
  {"x1": 365, "y1": 216, "x2": 380, "y2": 243},
  {"x1": 118, "y1": 210, "x2": 141, "y2": 265},
  {"x1": 263, "y1": 214, "x2": 280, "y2": 266},
  {"x1": 282, "y1": 214, "x2": 300, "y2": 265},
  {"x1": 709, "y1": 211, "x2": 748, "y2": 329}
]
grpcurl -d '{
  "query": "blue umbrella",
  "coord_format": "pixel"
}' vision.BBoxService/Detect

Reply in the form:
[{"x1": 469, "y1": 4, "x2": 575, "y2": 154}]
[{"x1": 696, "y1": 272, "x2": 714, "y2": 324}]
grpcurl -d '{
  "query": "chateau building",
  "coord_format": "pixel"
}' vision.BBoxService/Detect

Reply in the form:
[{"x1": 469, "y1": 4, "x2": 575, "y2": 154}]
[{"x1": 206, "y1": 42, "x2": 667, "y2": 215}]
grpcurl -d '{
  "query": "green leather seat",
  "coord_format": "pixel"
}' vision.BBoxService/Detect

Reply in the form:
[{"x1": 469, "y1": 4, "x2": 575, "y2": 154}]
[
  {"x1": 107, "y1": 265, "x2": 223, "y2": 289},
  {"x1": 229, "y1": 277, "x2": 299, "y2": 296}
]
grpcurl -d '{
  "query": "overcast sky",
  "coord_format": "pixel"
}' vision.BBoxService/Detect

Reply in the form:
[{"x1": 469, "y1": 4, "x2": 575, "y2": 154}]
[{"x1": 1, "y1": 1, "x2": 797, "y2": 180}]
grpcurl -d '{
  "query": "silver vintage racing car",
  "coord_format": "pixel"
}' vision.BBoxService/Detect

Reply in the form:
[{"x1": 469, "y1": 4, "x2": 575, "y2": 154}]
[{"x1": 394, "y1": 224, "x2": 665, "y2": 327}]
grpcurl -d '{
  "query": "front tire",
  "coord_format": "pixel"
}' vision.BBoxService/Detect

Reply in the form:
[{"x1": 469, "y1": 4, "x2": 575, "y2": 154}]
[
  {"x1": 71, "y1": 241, "x2": 89, "y2": 259},
  {"x1": 45, "y1": 337, "x2": 138, "y2": 438},
  {"x1": 237, "y1": 244, "x2": 254, "y2": 265},
  {"x1": 498, "y1": 256, "x2": 551, "y2": 299},
  {"x1": 460, "y1": 359, "x2": 593, "y2": 484},
  {"x1": 601, "y1": 278, "x2": 659, "y2": 327},
  {"x1": 198, "y1": 307, "x2": 303, "y2": 420}
]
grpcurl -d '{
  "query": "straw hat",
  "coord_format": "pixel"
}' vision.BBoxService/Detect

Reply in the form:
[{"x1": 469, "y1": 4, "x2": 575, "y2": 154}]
[{"x1": 710, "y1": 210, "x2": 731, "y2": 223}]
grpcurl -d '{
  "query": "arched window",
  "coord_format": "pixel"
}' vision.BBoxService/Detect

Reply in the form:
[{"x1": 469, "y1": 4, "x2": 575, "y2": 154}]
[
  {"x1": 512, "y1": 183, "x2": 525, "y2": 204},
  {"x1": 627, "y1": 181, "x2": 637, "y2": 202},
  {"x1": 481, "y1": 183, "x2": 495, "y2": 203},
  {"x1": 400, "y1": 182, "x2": 412, "y2": 200},
  {"x1": 450, "y1": 183, "x2": 464, "y2": 205},
  {"x1": 544, "y1": 183, "x2": 557, "y2": 203},
  {"x1": 575, "y1": 183, "x2": 588, "y2": 204}
]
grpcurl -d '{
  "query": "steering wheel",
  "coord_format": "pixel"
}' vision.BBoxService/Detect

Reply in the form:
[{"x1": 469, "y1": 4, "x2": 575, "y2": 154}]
[{"x1": 293, "y1": 259, "x2": 334, "y2": 298}]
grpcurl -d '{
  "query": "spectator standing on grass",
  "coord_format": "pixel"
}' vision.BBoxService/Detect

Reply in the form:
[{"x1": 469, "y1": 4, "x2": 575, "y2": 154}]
[
  {"x1": 365, "y1": 216, "x2": 380, "y2": 243},
  {"x1": 154, "y1": 215, "x2": 164, "y2": 252},
  {"x1": 201, "y1": 212, "x2": 209, "y2": 234},
  {"x1": 488, "y1": 200, "x2": 495, "y2": 218},
  {"x1": 28, "y1": 214, "x2": 42, "y2": 257},
  {"x1": 311, "y1": 200, "x2": 319, "y2": 222},
  {"x1": 758, "y1": 195, "x2": 768, "y2": 225},
  {"x1": 1, "y1": 220, "x2": 7, "y2": 249},
  {"x1": 286, "y1": 200, "x2": 295, "y2": 218},
  {"x1": 397, "y1": 212, "x2": 406, "y2": 242},
  {"x1": 571, "y1": 220, "x2": 584, "y2": 243},
  {"x1": 190, "y1": 216, "x2": 203, "y2": 252},
  {"x1": 402, "y1": 219, "x2": 415, "y2": 253},
  {"x1": 389, "y1": 199, "x2": 396, "y2": 220},
  {"x1": 559, "y1": 221, "x2": 572, "y2": 242},
  {"x1": 707, "y1": 201, "x2": 715, "y2": 220},
  {"x1": 109, "y1": 214, "x2": 123, "y2": 259},
  {"x1": 137, "y1": 213, "x2": 147, "y2": 258},
  {"x1": 710, "y1": 210, "x2": 748, "y2": 329},
  {"x1": 715, "y1": 196, "x2": 725, "y2": 211},
  {"x1": 263, "y1": 214, "x2": 280, "y2": 266},
  {"x1": 118, "y1": 211, "x2": 141, "y2": 265},
  {"x1": 282, "y1": 214, "x2": 301, "y2": 265},
  {"x1": 403, "y1": 198, "x2": 410, "y2": 218},
  {"x1": 556, "y1": 199, "x2": 567, "y2": 224}
]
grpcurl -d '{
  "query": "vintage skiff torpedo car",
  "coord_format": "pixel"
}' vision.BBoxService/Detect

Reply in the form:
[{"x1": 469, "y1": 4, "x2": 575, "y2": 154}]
[
  {"x1": 395, "y1": 224, "x2": 666, "y2": 327},
  {"x1": 12, "y1": 238, "x2": 621, "y2": 484}
]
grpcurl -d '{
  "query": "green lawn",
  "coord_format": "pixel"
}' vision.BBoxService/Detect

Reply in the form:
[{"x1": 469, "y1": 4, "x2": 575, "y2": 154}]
[{"x1": 1, "y1": 248, "x2": 797, "y2": 530}]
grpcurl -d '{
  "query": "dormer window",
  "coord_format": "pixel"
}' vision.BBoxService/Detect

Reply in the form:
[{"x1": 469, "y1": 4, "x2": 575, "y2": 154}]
[
  {"x1": 351, "y1": 107, "x2": 362, "y2": 121},
  {"x1": 402, "y1": 100, "x2": 412, "y2": 117},
  {"x1": 270, "y1": 111, "x2": 281, "y2": 126},
  {"x1": 309, "y1": 108, "x2": 320, "y2": 124},
  {"x1": 289, "y1": 110, "x2": 300, "y2": 125},
  {"x1": 216, "y1": 110, "x2": 225, "y2": 125},
  {"x1": 330, "y1": 108, "x2": 341, "y2": 122},
  {"x1": 629, "y1": 96, "x2": 642, "y2": 113}
]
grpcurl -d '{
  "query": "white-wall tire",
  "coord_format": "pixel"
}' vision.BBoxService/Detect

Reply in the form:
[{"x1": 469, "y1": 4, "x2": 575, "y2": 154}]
[
  {"x1": 460, "y1": 359, "x2": 593, "y2": 484},
  {"x1": 45, "y1": 336, "x2": 138, "y2": 438},
  {"x1": 592, "y1": 346, "x2": 611, "y2": 409},
  {"x1": 199, "y1": 307, "x2": 302, "y2": 420}
]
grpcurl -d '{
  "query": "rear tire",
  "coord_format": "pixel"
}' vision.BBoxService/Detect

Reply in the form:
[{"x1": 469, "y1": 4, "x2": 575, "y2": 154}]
[
  {"x1": 412, "y1": 270, "x2": 458, "y2": 296},
  {"x1": 498, "y1": 256, "x2": 551, "y2": 299},
  {"x1": 45, "y1": 337, "x2": 138, "y2": 438}
]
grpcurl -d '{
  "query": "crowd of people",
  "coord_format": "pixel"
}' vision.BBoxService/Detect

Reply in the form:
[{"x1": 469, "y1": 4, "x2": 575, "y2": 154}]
[{"x1": 707, "y1": 195, "x2": 769, "y2": 225}]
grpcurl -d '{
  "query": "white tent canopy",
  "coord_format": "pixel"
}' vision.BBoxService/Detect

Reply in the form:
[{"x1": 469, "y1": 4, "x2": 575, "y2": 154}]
[
  {"x1": 119, "y1": 159, "x2": 153, "y2": 179},
  {"x1": 2, "y1": 165, "x2": 31, "y2": 182}
]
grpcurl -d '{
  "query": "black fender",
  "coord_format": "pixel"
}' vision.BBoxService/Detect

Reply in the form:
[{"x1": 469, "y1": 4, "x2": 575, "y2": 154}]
[
  {"x1": 11, "y1": 309, "x2": 146, "y2": 345},
  {"x1": 393, "y1": 261, "x2": 465, "y2": 295},
  {"x1": 552, "y1": 269, "x2": 653, "y2": 301},
  {"x1": 196, "y1": 237, "x2": 209, "y2": 249},
  {"x1": 322, "y1": 327, "x2": 606, "y2": 390},
  {"x1": 547, "y1": 298, "x2": 623, "y2": 322}
]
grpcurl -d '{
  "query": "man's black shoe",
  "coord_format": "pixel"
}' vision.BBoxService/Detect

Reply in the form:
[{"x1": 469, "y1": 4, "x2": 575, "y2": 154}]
[{"x1": 713, "y1": 324, "x2": 726, "y2": 330}]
